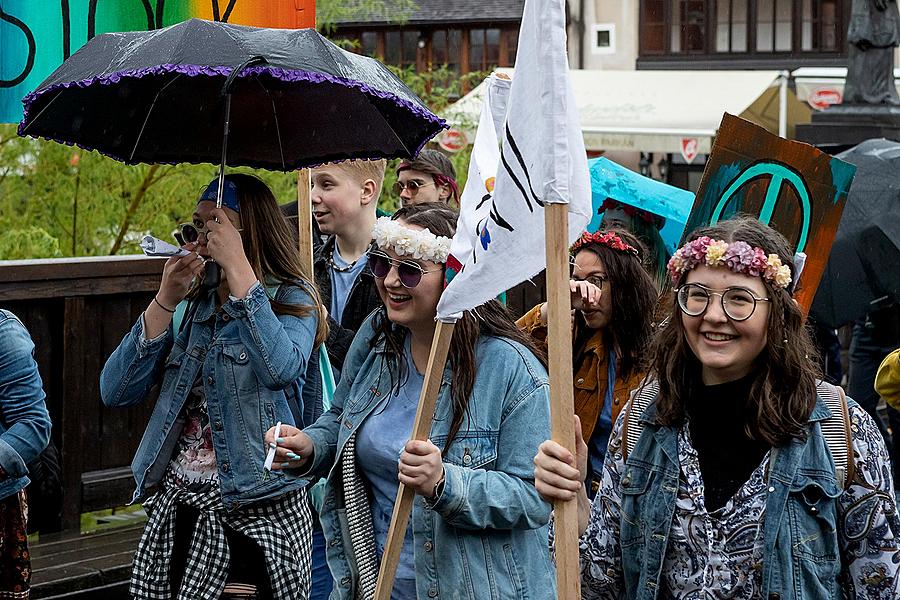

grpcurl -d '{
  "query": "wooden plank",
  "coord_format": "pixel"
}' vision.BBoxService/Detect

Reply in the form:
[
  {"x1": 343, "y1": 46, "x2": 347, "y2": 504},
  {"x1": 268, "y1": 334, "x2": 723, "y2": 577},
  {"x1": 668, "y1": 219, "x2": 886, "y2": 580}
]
[
  {"x1": 32, "y1": 537, "x2": 138, "y2": 571},
  {"x1": 81, "y1": 467, "x2": 136, "y2": 513},
  {"x1": 31, "y1": 525, "x2": 144, "y2": 557},
  {"x1": 297, "y1": 169, "x2": 314, "y2": 275},
  {"x1": 61, "y1": 297, "x2": 88, "y2": 531},
  {"x1": 543, "y1": 203, "x2": 581, "y2": 598},
  {"x1": 0, "y1": 255, "x2": 165, "y2": 282},
  {"x1": 31, "y1": 550, "x2": 135, "y2": 597},
  {"x1": 374, "y1": 320, "x2": 456, "y2": 600},
  {"x1": 0, "y1": 274, "x2": 162, "y2": 301}
]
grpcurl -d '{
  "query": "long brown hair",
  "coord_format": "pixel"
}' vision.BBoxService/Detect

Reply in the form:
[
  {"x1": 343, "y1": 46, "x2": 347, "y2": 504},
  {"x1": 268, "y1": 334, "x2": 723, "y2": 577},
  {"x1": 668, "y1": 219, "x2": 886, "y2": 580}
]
[
  {"x1": 196, "y1": 173, "x2": 327, "y2": 346},
  {"x1": 369, "y1": 202, "x2": 547, "y2": 453},
  {"x1": 650, "y1": 216, "x2": 820, "y2": 446},
  {"x1": 574, "y1": 228, "x2": 657, "y2": 380}
]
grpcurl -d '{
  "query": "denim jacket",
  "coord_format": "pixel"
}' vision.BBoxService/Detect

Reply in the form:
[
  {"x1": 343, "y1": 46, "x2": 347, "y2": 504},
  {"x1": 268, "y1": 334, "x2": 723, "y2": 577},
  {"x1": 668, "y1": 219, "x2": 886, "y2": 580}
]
[
  {"x1": 302, "y1": 312, "x2": 556, "y2": 599},
  {"x1": 0, "y1": 310, "x2": 51, "y2": 501},
  {"x1": 618, "y1": 397, "x2": 853, "y2": 599},
  {"x1": 100, "y1": 282, "x2": 319, "y2": 510}
]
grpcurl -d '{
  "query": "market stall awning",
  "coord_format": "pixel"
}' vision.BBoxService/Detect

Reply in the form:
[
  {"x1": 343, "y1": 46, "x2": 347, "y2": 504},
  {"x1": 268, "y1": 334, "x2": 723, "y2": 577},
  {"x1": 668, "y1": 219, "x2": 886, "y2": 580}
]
[{"x1": 443, "y1": 69, "x2": 802, "y2": 154}]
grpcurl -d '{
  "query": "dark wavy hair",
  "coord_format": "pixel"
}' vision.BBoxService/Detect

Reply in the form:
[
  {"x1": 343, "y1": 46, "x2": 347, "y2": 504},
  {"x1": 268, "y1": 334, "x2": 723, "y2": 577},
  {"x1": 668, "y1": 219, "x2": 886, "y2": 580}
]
[
  {"x1": 650, "y1": 215, "x2": 820, "y2": 446},
  {"x1": 574, "y1": 228, "x2": 657, "y2": 381},
  {"x1": 368, "y1": 202, "x2": 547, "y2": 453}
]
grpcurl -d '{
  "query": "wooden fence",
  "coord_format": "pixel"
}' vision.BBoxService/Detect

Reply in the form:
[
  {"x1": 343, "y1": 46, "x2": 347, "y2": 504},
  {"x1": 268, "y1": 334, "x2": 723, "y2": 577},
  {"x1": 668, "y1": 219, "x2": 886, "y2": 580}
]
[{"x1": 0, "y1": 255, "x2": 545, "y2": 531}]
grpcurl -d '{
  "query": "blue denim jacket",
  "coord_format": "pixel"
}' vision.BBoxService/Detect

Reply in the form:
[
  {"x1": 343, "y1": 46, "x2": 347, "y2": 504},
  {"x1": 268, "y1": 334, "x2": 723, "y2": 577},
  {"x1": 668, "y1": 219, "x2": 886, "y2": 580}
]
[
  {"x1": 99, "y1": 282, "x2": 319, "y2": 510},
  {"x1": 0, "y1": 310, "x2": 51, "y2": 501},
  {"x1": 620, "y1": 395, "x2": 843, "y2": 599},
  {"x1": 303, "y1": 312, "x2": 556, "y2": 599}
]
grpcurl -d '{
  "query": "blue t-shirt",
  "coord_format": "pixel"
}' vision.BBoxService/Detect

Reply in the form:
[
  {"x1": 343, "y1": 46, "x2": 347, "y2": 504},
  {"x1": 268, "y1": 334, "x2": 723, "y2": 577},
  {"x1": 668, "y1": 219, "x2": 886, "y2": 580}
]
[
  {"x1": 356, "y1": 337, "x2": 421, "y2": 599},
  {"x1": 329, "y1": 245, "x2": 369, "y2": 325}
]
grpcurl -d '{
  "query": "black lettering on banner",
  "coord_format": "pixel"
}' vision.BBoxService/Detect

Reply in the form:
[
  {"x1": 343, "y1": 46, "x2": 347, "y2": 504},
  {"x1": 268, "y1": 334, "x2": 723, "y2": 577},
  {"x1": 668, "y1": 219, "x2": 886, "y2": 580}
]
[
  {"x1": 501, "y1": 123, "x2": 545, "y2": 211},
  {"x1": 212, "y1": 0, "x2": 239, "y2": 22},
  {"x1": 61, "y1": 0, "x2": 71, "y2": 59},
  {"x1": 0, "y1": 6, "x2": 36, "y2": 88}
]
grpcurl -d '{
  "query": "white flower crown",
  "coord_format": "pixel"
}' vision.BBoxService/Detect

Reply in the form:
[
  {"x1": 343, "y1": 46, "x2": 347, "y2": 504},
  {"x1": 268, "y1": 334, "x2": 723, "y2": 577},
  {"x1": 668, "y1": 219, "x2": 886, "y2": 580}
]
[{"x1": 371, "y1": 216, "x2": 451, "y2": 263}]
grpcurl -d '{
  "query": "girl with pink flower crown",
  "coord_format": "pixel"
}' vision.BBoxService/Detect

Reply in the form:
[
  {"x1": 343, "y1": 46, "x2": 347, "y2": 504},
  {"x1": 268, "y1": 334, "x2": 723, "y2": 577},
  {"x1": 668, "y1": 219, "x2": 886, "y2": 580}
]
[{"x1": 534, "y1": 216, "x2": 900, "y2": 599}]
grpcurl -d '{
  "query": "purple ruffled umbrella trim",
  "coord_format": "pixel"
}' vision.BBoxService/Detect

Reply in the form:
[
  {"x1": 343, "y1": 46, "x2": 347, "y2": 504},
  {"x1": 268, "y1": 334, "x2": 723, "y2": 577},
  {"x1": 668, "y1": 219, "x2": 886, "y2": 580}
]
[{"x1": 18, "y1": 63, "x2": 446, "y2": 165}]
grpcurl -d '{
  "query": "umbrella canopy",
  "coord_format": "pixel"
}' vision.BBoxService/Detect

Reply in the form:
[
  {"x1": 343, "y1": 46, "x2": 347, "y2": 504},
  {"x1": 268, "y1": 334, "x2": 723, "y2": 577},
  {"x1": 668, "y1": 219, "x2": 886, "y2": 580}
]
[
  {"x1": 587, "y1": 157, "x2": 695, "y2": 252},
  {"x1": 18, "y1": 18, "x2": 444, "y2": 170},
  {"x1": 810, "y1": 139, "x2": 900, "y2": 328}
]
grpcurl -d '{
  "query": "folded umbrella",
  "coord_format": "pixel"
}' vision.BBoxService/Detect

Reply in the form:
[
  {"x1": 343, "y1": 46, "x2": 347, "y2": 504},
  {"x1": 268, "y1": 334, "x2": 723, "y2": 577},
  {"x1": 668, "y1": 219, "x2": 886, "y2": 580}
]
[
  {"x1": 18, "y1": 18, "x2": 444, "y2": 170},
  {"x1": 810, "y1": 138, "x2": 900, "y2": 328}
]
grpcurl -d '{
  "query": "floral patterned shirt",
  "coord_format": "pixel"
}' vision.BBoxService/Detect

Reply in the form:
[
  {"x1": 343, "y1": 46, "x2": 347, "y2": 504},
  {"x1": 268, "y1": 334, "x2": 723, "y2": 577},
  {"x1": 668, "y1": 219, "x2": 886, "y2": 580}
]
[
  {"x1": 579, "y1": 402, "x2": 900, "y2": 599},
  {"x1": 166, "y1": 376, "x2": 218, "y2": 491}
]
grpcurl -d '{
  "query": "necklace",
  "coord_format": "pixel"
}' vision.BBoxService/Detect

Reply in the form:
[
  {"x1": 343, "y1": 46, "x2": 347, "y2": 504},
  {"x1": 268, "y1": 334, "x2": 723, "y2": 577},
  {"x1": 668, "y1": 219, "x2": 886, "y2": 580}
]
[{"x1": 328, "y1": 248, "x2": 358, "y2": 273}]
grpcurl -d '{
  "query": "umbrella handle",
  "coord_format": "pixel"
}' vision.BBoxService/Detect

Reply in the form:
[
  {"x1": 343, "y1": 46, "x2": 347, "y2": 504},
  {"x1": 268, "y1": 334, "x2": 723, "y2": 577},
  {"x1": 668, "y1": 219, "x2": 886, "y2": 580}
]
[{"x1": 215, "y1": 55, "x2": 268, "y2": 209}]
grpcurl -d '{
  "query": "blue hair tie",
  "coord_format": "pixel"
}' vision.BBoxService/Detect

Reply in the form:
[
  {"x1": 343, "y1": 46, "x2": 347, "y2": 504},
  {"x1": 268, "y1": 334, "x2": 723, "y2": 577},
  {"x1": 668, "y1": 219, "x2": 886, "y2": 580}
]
[{"x1": 198, "y1": 178, "x2": 240, "y2": 213}]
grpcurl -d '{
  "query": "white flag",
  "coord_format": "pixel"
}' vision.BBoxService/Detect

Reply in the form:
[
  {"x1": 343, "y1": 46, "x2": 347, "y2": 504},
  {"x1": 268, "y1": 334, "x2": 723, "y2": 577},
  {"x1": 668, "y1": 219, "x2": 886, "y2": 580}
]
[{"x1": 437, "y1": 0, "x2": 591, "y2": 320}]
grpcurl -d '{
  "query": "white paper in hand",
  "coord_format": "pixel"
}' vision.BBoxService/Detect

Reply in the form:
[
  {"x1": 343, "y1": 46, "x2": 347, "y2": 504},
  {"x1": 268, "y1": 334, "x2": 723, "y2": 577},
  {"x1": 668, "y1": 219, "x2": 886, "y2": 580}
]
[{"x1": 140, "y1": 235, "x2": 191, "y2": 258}]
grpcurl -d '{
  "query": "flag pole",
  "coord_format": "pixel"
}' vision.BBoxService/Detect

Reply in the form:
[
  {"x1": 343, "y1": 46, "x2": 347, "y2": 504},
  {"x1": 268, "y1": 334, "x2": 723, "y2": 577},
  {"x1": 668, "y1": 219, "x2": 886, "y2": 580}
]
[
  {"x1": 374, "y1": 320, "x2": 456, "y2": 600},
  {"x1": 544, "y1": 202, "x2": 582, "y2": 598}
]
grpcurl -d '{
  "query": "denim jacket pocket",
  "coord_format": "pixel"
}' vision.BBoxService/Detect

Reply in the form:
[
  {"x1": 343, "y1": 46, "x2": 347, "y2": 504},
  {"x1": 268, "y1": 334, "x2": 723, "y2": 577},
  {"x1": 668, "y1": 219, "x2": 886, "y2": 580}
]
[
  {"x1": 435, "y1": 431, "x2": 499, "y2": 469},
  {"x1": 787, "y1": 474, "x2": 841, "y2": 562},
  {"x1": 619, "y1": 464, "x2": 653, "y2": 547}
]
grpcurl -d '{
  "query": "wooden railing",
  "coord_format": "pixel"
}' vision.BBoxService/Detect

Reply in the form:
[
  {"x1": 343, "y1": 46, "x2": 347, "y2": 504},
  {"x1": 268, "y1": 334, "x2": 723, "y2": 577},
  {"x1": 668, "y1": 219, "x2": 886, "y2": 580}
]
[
  {"x1": 0, "y1": 256, "x2": 165, "y2": 531},
  {"x1": 0, "y1": 255, "x2": 545, "y2": 532}
]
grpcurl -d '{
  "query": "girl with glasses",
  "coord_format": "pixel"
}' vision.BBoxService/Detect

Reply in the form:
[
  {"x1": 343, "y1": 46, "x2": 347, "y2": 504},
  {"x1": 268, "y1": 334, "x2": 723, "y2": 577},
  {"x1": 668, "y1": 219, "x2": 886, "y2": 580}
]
[
  {"x1": 519, "y1": 229, "x2": 657, "y2": 498},
  {"x1": 266, "y1": 202, "x2": 556, "y2": 599},
  {"x1": 101, "y1": 174, "x2": 326, "y2": 600},
  {"x1": 533, "y1": 216, "x2": 900, "y2": 599}
]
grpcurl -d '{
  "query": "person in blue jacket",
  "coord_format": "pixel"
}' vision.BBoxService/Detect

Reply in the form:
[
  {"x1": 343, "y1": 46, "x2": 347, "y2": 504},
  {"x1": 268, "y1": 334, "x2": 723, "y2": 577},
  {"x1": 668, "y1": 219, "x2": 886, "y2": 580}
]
[
  {"x1": 101, "y1": 174, "x2": 326, "y2": 600},
  {"x1": 267, "y1": 202, "x2": 556, "y2": 599},
  {"x1": 0, "y1": 310, "x2": 51, "y2": 598}
]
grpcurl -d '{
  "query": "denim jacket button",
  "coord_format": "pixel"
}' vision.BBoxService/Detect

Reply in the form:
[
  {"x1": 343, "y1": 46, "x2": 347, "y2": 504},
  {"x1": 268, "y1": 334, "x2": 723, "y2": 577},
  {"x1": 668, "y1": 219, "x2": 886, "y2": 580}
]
[
  {"x1": 238, "y1": 351, "x2": 247, "y2": 361},
  {"x1": 207, "y1": 376, "x2": 214, "y2": 385},
  {"x1": 423, "y1": 541, "x2": 433, "y2": 552},
  {"x1": 768, "y1": 486, "x2": 776, "y2": 493},
  {"x1": 214, "y1": 420, "x2": 223, "y2": 430},
  {"x1": 222, "y1": 462, "x2": 230, "y2": 472},
  {"x1": 222, "y1": 313, "x2": 230, "y2": 321},
  {"x1": 340, "y1": 576, "x2": 351, "y2": 586},
  {"x1": 463, "y1": 454, "x2": 472, "y2": 465},
  {"x1": 427, "y1": 587, "x2": 438, "y2": 598}
]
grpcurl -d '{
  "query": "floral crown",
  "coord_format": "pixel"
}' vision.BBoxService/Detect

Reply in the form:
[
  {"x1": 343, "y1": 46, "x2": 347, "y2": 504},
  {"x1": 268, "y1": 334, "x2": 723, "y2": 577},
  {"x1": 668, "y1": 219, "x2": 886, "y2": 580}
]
[
  {"x1": 570, "y1": 230, "x2": 639, "y2": 256},
  {"x1": 667, "y1": 236, "x2": 792, "y2": 289},
  {"x1": 371, "y1": 216, "x2": 451, "y2": 263}
]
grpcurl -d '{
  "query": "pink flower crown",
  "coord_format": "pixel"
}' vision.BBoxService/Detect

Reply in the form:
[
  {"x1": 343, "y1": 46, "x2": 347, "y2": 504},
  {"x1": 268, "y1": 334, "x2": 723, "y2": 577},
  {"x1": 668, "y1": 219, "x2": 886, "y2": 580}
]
[
  {"x1": 667, "y1": 236, "x2": 792, "y2": 289},
  {"x1": 571, "y1": 231, "x2": 639, "y2": 256}
]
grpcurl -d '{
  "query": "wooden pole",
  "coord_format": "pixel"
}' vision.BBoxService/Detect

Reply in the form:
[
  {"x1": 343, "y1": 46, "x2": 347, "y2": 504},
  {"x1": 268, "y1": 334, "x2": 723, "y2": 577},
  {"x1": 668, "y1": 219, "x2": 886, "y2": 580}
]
[
  {"x1": 374, "y1": 320, "x2": 456, "y2": 600},
  {"x1": 543, "y1": 202, "x2": 581, "y2": 598},
  {"x1": 297, "y1": 168, "x2": 314, "y2": 274}
]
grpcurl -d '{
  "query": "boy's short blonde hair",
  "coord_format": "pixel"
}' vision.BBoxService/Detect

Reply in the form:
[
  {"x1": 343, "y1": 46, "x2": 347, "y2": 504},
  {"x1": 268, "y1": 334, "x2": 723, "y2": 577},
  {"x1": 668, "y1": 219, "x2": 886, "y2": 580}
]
[{"x1": 331, "y1": 159, "x2": 386, "y2": 199}]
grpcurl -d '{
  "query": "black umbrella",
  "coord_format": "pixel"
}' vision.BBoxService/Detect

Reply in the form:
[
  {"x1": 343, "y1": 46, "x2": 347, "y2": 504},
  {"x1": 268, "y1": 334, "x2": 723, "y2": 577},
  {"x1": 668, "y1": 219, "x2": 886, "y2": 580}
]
[
  {"x1": 17, "y1": 18, "x2": 444, "y2": 171},
  {"x1": 810, "y1": 139, "x2": 900, "y2": 328}
]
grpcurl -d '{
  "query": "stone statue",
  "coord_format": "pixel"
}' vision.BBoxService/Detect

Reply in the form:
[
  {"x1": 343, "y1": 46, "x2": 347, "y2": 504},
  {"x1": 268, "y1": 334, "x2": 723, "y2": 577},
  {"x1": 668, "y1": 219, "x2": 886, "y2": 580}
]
[{"x1": 844, "y1": 0, "x2": 900, "y2": 105}]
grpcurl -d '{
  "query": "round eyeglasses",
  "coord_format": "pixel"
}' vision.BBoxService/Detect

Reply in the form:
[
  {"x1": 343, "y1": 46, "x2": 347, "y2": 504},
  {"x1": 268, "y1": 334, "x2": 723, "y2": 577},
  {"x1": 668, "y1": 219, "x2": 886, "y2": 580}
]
[
  {"x1": 676, "y1": 283, "x2": 771, "y2": 322},
  {"x1": 368, "y1": 250, "x2": 442, "y2": 288}
]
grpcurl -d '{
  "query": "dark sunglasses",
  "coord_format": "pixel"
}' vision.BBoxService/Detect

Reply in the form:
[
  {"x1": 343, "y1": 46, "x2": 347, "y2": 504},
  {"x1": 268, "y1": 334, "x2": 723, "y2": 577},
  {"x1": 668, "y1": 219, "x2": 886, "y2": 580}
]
[
  {"x1": 368, "y1": 250, "x2": 441, "y2": 288},
  {"x1": 392, "y1": 180, "x2": 434, "y2": 197},
  {"x1": 177, "y1": 221, "x2": 242, "y2": 244}
]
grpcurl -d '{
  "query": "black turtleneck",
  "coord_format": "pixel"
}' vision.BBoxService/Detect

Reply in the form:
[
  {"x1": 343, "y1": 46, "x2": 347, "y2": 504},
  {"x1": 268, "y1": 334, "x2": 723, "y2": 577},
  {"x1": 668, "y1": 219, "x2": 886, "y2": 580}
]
[{"x1": 685, "y1": 374, "x2": 771, "y2": 512}]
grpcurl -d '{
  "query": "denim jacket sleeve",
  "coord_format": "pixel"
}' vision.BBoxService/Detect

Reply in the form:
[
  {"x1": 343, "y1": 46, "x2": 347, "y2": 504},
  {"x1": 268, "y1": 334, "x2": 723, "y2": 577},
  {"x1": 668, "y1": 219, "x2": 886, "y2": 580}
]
[
  {"x1": 431, "y1": 365, "x2": 553, "y2": 531},
  {"x1": 222, "y1": 282, "x2": 318, "y2": 391},
  {"x1": 99, "y1": 311, "x2": 173, "y2": 408},
  {"x1": 0, "y1": 313, "x2": 51, "y2": 479},
  {"x1": 302, "y1": 312, "x2": 379, "y2": 479}
]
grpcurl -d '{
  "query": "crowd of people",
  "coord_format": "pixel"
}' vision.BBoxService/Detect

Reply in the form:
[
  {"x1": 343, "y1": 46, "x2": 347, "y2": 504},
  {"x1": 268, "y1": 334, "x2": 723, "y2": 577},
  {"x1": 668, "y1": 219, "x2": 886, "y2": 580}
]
[{"x1": 2, "y1": 149, "x2": 900, "y2": 600}]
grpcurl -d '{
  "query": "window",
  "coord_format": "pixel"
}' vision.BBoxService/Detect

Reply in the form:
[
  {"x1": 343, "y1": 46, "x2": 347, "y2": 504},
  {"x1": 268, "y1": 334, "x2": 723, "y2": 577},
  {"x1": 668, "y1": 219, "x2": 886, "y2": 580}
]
[
  {"x1": 639, "y1": 0, "x2": 846, "y2": 59},
  {"x1": 468, "y1": 28, "x2": 503, "y2": 72},
  {"x1": 591, "y1": 23, "x2": 616, "y2": 54}
]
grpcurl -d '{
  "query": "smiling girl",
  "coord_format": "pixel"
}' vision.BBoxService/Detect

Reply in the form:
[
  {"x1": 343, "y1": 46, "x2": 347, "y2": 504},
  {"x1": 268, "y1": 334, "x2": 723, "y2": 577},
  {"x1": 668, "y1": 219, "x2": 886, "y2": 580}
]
[
  {"x1": 266, "y1": 202, "x2": 556, "y2": 599},
  {"x1": 534, "y1": 216, "x2": 900, "y2": 599}
]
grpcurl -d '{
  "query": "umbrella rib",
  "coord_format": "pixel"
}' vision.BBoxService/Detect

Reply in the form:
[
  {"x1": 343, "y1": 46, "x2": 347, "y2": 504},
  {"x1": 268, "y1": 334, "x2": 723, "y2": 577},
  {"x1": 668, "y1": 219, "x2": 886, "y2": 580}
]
[
  {"x1": 130, "y1": 73, "x2": 182, "y2": 162},
  {"x1": 254, "y1": 76, "x2": 286, "y2": 171},
  {"x1": 19, "y1": 89, "x2": 66, "y2": 136}
]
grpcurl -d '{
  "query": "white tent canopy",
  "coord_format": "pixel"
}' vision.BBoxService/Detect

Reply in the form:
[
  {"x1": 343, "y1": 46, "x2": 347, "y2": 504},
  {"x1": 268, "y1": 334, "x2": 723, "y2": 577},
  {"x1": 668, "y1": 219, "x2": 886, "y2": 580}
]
[{"x1": 443, "y1": 69, "x2": 784, "y2": 154}]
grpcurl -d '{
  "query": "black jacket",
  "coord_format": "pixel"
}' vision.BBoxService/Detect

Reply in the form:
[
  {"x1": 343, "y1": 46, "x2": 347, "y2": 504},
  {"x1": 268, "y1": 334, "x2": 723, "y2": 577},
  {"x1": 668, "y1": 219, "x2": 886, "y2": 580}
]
[{"x1": 314, "y1": 235, "x2": 383, "y2": 369}]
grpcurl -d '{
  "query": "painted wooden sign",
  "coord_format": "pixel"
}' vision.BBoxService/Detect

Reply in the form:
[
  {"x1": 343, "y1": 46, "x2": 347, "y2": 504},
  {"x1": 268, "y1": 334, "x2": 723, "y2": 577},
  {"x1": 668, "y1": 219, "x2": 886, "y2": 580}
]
[
  {"x1": 683, "y1": 113, "x2": 856, "y2": 312},
  {"x1": 1, "y1": 0, "x2": 316, "y2": 123}
]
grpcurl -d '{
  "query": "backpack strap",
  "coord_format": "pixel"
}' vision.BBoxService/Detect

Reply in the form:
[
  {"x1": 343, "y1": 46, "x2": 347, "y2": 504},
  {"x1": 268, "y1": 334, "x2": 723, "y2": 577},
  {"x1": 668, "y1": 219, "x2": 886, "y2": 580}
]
[
  {"x1": 815, "y1": 380, "x2": 855, "y2": 489},
  {"x1": 622, "y1": 379, "x2": 660, "y2": 462}
]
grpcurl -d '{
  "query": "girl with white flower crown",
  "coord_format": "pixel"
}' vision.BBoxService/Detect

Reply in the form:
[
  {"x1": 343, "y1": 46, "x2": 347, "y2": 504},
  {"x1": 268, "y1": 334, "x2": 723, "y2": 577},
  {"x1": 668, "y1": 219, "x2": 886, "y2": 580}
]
[
  {"x1": 266, "y1": 202, "x2": 557, "y2": 599},
  {"x1": 534, "y1": 216, "x2": 900, "y2": 599}
]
